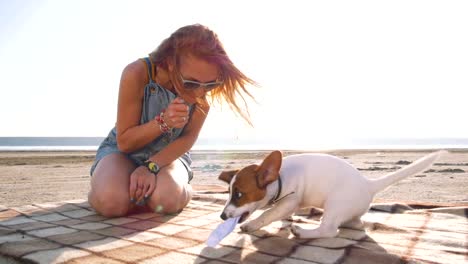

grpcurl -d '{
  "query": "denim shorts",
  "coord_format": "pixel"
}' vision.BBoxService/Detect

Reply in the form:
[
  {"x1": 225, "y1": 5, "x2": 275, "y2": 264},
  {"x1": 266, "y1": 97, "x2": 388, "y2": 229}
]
[{"x1": 90, "y1": 138, "x2": 193, "y2": 183}]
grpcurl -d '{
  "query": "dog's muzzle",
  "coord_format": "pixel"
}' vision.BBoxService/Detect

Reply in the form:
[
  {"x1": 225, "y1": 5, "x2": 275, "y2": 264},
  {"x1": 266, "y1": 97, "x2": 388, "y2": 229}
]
[{"x1": 220, "y1": 212, "x2": 228, "y2": 220}]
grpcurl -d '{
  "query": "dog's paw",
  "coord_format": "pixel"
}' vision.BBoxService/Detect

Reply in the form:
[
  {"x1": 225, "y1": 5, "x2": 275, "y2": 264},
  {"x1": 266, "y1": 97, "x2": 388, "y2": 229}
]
[
  {"x1": 341, "y1": 219, "x2": 365, "y2": 230},
  {"x1": 290, "y1": 224, "x2": 304, "y2": 238},
  {"x1": 240, "y1": 221, "x2": 262, "y2": 233}
]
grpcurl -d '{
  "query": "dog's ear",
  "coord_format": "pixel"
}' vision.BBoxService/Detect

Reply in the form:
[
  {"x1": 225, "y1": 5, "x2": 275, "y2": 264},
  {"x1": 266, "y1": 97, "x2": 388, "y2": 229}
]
[
  {"x1": 218, "y1": 169, "x2": 239, "y2": 183},
  {"x1": 256, "y1": 150, "x2": 282, "y2": 188}
]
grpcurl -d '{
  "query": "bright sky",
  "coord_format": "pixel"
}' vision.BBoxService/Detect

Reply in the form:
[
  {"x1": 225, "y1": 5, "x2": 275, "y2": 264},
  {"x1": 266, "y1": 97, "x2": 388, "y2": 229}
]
[{"x1": 1, "y1": 0, "x2": 467, "y2": 145}]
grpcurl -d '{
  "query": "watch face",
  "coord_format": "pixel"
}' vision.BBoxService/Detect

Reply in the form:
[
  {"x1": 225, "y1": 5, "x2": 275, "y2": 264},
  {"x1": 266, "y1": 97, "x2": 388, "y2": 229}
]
[{"x1": 147, "y1": 162, "x2": 158, "y2": 173}]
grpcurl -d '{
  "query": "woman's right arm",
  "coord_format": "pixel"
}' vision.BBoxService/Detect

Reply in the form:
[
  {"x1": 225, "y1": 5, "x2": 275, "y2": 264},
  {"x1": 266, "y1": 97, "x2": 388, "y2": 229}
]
[{"x1": 115, "y1": 60, "x2": 163, "y2": 153}]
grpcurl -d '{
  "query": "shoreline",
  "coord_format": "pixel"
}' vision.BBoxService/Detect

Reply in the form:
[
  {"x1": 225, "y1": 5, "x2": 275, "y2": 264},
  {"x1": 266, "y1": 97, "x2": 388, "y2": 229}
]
[
  {"x1": 0, "y1": 149, "x2": 467, "y2": 207},
  {"x1": 1, "y1": 147, "x2": 468, "y2": 157},
  {"x1": 1, "y1": 147, "x2": 468, "y2": 151}
]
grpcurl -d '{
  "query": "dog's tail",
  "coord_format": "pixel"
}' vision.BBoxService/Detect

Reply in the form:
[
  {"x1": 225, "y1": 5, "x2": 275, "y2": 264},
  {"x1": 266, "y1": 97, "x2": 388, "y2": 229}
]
[{"x1": 368, "y1": 150, "x2": 446, "y2": 195}]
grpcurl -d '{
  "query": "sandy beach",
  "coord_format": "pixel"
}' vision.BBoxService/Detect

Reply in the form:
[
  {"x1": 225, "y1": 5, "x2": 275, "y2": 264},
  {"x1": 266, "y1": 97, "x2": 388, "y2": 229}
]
[{"x1": 0, "y1": 149, "x2": 467, "y2": 207}]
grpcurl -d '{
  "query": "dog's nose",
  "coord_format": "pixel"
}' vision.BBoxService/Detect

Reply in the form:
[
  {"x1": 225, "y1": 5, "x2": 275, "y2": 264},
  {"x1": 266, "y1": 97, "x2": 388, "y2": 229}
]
[{"x1": 220, "y1": 212, "x2": 227, "y2": 220}]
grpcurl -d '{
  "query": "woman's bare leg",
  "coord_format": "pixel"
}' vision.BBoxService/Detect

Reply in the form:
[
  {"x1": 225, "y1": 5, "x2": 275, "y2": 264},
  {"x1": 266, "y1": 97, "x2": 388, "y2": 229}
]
[
  {"x1": 147, "y1": 159, "x2": 192, "y2": 214},
  {"x1": 88, "y1": 153, "x2": 137, "y2": 217}
]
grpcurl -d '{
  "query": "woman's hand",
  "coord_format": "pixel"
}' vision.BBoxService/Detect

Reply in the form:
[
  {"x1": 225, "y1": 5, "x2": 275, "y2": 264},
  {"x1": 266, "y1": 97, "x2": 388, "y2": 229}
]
[
  {"x1": 164, "y1": 97, "x2": 190, "y2": 129},
  {"x1": 129, "y1": 166, "x2": 156, "y2": 205}
]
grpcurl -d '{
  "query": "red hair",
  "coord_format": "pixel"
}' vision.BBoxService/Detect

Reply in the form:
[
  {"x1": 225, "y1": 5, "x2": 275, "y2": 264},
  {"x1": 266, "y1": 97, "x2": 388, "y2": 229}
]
[{"x1": 149, "y1": 24, "x2": 257, "y2": 125}]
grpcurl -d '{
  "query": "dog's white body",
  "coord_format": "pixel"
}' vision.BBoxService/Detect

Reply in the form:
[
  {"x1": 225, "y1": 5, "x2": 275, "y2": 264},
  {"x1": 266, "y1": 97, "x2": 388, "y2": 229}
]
[{"x1": 220, "y1": 151, "x2": 444, "y2": 238}]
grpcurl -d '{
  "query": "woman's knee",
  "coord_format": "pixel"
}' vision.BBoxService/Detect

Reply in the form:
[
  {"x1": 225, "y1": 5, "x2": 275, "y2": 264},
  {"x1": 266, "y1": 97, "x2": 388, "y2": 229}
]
[
  {"x1": 146, "y1": 159, "x2": 193, "y2": 214},
  {"x1": 88, "y1": 153, "x2": 135, "y2": 217},
  {"x1": 89, "y1": 189, "x2": 130, "y2": 217},
  {"x1": 149, "y1": 186, "x2": 192, "y2": 214}
]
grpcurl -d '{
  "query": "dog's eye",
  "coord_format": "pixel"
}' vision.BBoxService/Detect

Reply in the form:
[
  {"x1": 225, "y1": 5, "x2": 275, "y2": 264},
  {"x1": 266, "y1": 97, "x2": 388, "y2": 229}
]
[{"x1": 234, "y1": 191, "x2": 242, "y2": 200}]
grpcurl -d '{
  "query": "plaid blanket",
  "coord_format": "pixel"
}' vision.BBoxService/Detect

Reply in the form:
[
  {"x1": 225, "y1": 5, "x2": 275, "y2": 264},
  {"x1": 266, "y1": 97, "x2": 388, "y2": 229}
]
[{"x1": 0, "y1": 185, "x2": 466, "y2": 264}]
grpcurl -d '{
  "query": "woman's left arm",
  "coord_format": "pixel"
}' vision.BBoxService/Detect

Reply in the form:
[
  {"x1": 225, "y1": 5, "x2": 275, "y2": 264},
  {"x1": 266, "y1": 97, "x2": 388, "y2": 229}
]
[{"x1": 148, "y1": 104, "x2": 210, "y2": 167}]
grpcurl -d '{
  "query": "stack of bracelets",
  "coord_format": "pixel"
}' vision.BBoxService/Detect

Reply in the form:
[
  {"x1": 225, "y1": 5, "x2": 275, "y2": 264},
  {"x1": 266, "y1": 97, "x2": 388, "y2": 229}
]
[{"x1": 155, "y1": 110, "x2": 173, "y2": 135}]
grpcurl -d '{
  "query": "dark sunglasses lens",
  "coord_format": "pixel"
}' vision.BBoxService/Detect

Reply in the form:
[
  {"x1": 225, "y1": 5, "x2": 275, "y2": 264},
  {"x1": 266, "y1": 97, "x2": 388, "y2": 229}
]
[
  {"x1": 204, "y1": 83, "x2": 220, "y2": 91},
  {"x1": 183, "y1": 82, "x2": 200, "y2": 90}
]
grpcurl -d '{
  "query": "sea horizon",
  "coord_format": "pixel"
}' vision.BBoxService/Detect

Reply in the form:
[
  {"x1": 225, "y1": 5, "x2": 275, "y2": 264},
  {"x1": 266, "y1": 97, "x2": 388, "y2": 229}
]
[{"x1": 1, "y1": 137, "x2": 468, "y2": 152}]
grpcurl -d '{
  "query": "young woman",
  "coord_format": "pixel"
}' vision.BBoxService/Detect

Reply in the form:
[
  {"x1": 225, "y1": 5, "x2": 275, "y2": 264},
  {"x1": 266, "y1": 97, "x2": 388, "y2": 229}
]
[{"x1": 89, "y1": 24, "x2": 257, "y2": 217}]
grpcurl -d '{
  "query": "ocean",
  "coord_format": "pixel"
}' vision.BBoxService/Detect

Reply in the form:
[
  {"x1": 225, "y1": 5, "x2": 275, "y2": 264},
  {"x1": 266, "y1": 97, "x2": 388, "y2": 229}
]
[{"x1": 0, "y1": 137, "x2": 468, "y2": 151}]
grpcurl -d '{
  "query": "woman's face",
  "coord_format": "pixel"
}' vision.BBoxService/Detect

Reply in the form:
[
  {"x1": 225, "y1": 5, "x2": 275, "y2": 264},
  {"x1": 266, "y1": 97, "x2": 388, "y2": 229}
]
[{"x1": 170, "y1": 54, "x2": 220, "y2": 104}]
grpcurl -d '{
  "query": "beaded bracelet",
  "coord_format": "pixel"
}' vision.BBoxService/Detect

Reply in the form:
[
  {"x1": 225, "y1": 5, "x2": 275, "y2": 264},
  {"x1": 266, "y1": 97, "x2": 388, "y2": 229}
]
[{"x1": 154, "y1": 110, "x2": 173, "y2": 134}]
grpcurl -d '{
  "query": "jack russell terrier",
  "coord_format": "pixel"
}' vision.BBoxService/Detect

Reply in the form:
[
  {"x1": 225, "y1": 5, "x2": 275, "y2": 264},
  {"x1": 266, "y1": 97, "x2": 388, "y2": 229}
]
[{"x1": 218, "y1": 150, "x2": 444, "y2": 239}]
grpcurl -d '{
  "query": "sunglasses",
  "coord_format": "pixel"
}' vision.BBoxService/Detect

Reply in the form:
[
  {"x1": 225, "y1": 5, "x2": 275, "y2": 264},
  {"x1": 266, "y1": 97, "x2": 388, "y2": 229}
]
[{"x1": 179, "y1": 73, "x2": 222, "y2": 91}]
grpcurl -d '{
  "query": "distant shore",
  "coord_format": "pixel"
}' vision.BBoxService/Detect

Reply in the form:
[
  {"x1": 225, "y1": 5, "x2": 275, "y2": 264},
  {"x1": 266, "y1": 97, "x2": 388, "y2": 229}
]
[
  {"x1": 2, "y1": 136, "x2": 468, "y2": 151},
  {"x1": 1, "y1": 149, "x2": 467, "y2": 207}
]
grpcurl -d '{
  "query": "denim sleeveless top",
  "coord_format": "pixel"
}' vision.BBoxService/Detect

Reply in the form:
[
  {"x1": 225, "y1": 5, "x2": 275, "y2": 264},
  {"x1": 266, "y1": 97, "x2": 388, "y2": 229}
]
[{"x1": 90, "y1": 58, "x2": 194, "y2": 175}]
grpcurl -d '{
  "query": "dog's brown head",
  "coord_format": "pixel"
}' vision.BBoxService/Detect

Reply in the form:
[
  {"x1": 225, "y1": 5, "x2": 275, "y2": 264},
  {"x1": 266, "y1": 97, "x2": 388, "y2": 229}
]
[{"x1": 218, "y1": 150, "x2": 282, "y2": 222}]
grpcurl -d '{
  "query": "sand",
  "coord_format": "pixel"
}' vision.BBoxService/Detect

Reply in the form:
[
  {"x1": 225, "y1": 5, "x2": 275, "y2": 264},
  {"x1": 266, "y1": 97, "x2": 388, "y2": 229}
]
[{"x1": 0, "y1": 149, "x2": 467, "y2": 207}]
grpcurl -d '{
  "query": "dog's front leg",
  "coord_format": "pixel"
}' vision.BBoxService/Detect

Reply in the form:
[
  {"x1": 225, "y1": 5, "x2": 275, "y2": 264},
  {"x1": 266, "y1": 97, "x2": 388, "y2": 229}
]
[{"x1": 241, "y1": 198, "x2": 298, "y2": 233}]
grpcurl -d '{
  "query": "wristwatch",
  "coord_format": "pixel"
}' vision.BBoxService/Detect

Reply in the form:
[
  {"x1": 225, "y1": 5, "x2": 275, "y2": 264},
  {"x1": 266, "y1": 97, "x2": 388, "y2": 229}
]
[{"x1": 143, "y1": 160, "x2": 160, "y2": 175}]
